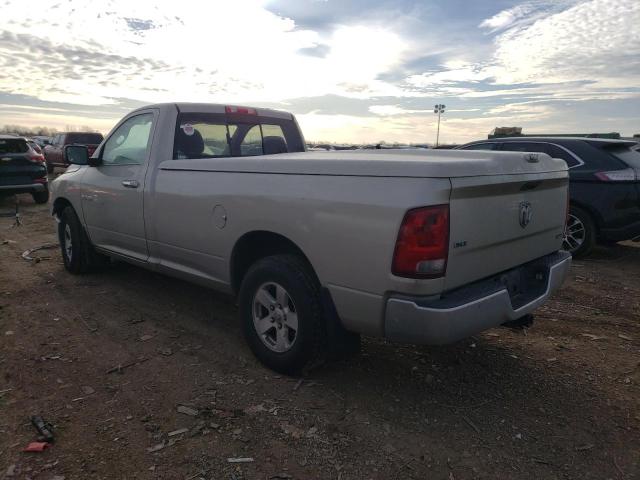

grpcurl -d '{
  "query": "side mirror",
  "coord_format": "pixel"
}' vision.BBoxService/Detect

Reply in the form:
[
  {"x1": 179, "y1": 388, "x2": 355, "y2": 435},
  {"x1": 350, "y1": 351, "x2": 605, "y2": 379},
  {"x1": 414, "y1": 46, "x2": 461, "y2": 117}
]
[{"x1": 64, "y1": 145, "x2": 89, "y2": 165}]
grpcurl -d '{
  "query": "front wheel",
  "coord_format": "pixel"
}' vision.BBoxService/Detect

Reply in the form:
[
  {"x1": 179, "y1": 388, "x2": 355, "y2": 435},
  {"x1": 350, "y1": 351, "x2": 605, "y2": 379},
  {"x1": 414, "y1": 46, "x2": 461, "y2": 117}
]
[
  {"x1": 58, "y1": 206, "x2": 107, "y2": 273},
  {"x1": 238, "y1": 255, "x2": 327, "y2": 375},
  {"x1": 563, "y1": 206, "x2": 596, "y2": 258}
]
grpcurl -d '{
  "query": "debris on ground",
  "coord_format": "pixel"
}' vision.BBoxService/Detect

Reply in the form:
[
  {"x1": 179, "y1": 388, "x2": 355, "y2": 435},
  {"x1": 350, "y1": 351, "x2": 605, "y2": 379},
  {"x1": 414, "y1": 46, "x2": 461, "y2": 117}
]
[
  {"x1": 5, "y1": 464, "x2": 16, "y2": 477},
  {"x1": 106, "y1": 357, "x2": 149, "y2": 374},
  {"x1": 23, "y1": 441, "x2": 49, "y2": 452},
  {"x1": 167, "y1": 427, "x2": 189, "y2": 437},
  {"x1": 31, "y1": 416, "x2": 55, "y2": 442},
  {"x1": 227, "y1": 457, "x2": 254, "y2": 463},
  {"x1": 21, "y1": 243, "x2": 58, "y2": 262},
  {"x1": 177, "y1": 405, "x2": 199, "y2": 417},
  {"x1": 580, "y1": 333, "x2": 607, "y2": 341},
  {"x1": 81, "y1": 386, "x2": 95, "y2": 395}
]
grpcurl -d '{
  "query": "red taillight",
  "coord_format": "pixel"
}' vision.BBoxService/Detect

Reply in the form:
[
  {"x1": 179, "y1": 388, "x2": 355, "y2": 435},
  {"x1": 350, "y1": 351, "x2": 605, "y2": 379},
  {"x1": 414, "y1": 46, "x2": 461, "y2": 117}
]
[
  {"x1": 225, "y1": 105, "x2": 257, "y2": 115},
  {"x1": 392, "y1": 205, "x2": 449, "y2": 278},
  {"x1": 594, "y1": 168, "x2": 637, "y2": 182},
  {"x1": 30, "y1": 154, "x2": 45, "y2": 163}
]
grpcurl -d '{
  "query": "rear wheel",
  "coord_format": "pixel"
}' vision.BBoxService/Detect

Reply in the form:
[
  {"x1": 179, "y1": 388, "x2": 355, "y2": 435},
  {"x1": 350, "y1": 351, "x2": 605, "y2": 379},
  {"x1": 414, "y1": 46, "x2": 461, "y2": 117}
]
[
  {"x1": 563, "y1": 206, "x2": 596, "y2": 258},
  {"x1": 58, "y1": 206, "x2": 107, "y2": 273},
  {"x1": 239, "y1": 255, "x2": 327, "y2": 375},
  {"x1": 32, "y1": 188, "x2": 49, "y2": 204}
]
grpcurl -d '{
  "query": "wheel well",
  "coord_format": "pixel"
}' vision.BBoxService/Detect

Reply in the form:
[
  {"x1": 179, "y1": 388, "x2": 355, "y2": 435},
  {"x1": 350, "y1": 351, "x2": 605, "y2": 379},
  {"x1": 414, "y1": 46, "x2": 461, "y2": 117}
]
[
  {"x1": 569, "y1": 200, "x2": 601, "y2": 230},
  {"x1": 52, "y1": 197, "x2": 72, "y2": 218},
  {"x1": 230, "y1": 231, "x2": 318, "y2": 295}
]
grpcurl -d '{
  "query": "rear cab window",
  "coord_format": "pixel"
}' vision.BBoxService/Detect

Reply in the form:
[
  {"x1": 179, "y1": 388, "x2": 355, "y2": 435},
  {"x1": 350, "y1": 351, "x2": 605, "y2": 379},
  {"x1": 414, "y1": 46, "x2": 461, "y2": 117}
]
[
  {"x1": 0, "y1": 138, "x2": 28, "y2": 154},
  {"x1": 173, "y1": 110, "x2": 304, "y2": 160}
]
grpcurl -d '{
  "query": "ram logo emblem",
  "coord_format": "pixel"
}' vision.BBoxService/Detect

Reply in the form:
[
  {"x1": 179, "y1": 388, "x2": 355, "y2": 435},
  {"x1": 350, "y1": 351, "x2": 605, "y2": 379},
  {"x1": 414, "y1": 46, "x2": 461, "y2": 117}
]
[{"x1": 519, "y1": 201, "x2": 532, "y2": 228}]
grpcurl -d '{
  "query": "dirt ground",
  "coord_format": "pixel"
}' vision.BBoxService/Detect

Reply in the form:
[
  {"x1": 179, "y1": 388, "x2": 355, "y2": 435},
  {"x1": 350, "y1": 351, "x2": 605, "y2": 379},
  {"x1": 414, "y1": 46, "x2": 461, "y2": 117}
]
[{"x1": 0, "y1": 191, "x2": 638, "y2": 480}]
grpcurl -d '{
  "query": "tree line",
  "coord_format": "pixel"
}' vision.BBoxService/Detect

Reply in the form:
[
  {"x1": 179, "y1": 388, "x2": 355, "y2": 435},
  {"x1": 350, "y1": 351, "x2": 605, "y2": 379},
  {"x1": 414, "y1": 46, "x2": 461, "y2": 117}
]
[{"x1": 0, "y1": 124, "x2": 97, "y2": 136}]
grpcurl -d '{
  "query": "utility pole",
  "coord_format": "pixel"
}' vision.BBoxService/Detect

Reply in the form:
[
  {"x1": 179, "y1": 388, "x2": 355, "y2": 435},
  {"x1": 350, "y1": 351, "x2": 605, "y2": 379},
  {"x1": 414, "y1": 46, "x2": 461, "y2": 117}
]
[{"x1": 434, "y1": 104, "x2": 445, "y2": 147}]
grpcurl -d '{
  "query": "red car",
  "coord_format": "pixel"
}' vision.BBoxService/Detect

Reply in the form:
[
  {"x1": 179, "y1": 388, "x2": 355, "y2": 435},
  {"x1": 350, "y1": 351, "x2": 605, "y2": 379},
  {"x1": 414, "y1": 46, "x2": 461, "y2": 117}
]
[{"x1": 44, "y1": 132, "x2": 103, "y2": 173}]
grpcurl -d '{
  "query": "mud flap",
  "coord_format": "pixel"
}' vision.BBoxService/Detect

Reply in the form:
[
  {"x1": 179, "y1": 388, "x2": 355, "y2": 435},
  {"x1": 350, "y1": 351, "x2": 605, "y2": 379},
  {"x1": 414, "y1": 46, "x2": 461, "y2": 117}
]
[{"x1": 321, "y1": 288, "x2": 361, "y2": 360}]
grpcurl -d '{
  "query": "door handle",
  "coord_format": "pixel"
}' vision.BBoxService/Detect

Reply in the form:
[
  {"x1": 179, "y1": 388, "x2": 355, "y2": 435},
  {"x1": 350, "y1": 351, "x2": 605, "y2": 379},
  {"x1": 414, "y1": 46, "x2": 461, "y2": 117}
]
[{"x1": 122, "y1": 180, "x2": 139, "y2": 188}]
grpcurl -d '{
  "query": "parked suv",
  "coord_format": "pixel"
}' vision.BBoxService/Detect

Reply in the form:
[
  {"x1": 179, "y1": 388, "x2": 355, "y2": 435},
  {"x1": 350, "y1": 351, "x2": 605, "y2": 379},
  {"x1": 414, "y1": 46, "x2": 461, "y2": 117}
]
[
  {"x1": 456, "y1": 137, "x2": 640, "y2": 256},
  {"x1": 44, "y1": 132, "x2": 104, "y2": 173},
  {"x1": 0, "y1": 135, "x2": 49, "y2": 203}
]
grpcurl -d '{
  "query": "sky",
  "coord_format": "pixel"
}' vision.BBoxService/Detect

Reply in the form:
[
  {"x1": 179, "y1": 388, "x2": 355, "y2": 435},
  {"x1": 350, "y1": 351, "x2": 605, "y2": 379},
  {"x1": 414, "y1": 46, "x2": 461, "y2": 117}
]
[{"x1": 0, "y1": 0, "x2": 638, "y2": 144}]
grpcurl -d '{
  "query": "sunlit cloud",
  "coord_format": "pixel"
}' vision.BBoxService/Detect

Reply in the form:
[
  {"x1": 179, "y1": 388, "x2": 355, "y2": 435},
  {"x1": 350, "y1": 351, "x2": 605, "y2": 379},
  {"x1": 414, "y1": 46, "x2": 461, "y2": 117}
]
[{"x1": 0, "y1": 0, "x2": 638, "y2": 142}]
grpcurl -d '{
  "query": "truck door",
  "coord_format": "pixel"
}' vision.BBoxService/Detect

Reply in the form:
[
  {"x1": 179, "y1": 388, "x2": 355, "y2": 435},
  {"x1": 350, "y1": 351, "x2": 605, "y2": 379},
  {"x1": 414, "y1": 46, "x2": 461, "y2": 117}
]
[{"x1": 80, "y1": 110, "x2": 157, "y2": 262}]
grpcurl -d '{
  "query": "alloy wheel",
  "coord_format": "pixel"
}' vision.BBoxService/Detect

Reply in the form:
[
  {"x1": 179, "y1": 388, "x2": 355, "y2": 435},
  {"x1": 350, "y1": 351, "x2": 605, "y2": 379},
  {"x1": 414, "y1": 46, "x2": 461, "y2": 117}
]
[{"x1": 252, "y1": 282, "x2": 298, "y2": 353}]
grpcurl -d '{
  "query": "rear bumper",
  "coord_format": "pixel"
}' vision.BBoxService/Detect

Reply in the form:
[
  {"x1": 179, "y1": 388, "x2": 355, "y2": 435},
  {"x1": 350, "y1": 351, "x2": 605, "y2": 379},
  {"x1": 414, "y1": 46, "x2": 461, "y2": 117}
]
[
  {"x1": 384, "y1": 251, "x2": 571, "y2": 345},
  {"x1": 0, "y1": 183, "x2": 47, "y2": 193}
]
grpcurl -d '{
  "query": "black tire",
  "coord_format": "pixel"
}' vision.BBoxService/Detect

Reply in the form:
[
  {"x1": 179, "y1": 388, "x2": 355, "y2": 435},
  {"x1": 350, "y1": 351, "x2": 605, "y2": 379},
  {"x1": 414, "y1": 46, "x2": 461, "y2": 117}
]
[
  {"x1": 58, "y1": 206, "x2": 107, "y2": 274},
  {"x1": 239, "y1": 254, "x2": 327, "y2": 375},
  {"x1": 564, "y1": 205, "x2": 596, "y2": 258},
  {"x1": 32, "y1": 188, "x2": 50, "y2": 204}
]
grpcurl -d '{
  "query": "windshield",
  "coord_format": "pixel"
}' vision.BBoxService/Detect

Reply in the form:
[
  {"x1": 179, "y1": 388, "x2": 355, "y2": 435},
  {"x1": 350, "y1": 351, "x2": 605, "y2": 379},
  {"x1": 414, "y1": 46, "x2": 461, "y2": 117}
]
[{"x1": 0, "y1": 138, "x2": 28, "y2": 154}]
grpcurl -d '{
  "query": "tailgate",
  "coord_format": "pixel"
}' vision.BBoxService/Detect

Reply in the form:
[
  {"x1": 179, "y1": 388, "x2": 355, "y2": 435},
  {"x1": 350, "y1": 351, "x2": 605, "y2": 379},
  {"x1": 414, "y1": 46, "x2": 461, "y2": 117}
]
[{"x1": 445, "y1": 169, "x2": 568, "y2": 290}]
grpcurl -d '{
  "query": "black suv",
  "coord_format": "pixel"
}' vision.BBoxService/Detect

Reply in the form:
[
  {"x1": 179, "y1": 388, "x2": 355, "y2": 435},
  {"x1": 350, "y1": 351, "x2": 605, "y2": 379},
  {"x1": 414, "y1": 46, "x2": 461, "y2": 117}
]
[
  {"x1": 0, "y1": 135, "x2": 49, "y2": 204},
  {"x1": 456, "y1": 137, "x2": 640, "y2": 257}
]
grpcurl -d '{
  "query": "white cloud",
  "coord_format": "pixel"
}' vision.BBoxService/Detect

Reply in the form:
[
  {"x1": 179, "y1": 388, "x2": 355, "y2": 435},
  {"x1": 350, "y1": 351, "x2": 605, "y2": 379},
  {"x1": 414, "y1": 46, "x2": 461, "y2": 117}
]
[
  {"x1": 0, "y1": 0, "x2": 408, "y2": 106},
  {"x1": 411, "y1": 0, "x2": 640, "y2": 102},
  {"x1": 368, "y1": 105, "x2": 433, "y2": 116},
  {"x1": 479, "y1": 4, "x2": 535, "y2": 32},
  {"x1": 488, "y1": 0, "x2": 640, "y2": 89}
]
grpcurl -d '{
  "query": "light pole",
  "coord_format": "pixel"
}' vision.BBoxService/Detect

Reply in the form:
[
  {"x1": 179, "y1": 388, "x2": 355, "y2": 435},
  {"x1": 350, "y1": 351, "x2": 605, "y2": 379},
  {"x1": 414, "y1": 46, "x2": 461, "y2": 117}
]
[{"x1": 434, "y1": 104, "x2": 445, "y2": 147}]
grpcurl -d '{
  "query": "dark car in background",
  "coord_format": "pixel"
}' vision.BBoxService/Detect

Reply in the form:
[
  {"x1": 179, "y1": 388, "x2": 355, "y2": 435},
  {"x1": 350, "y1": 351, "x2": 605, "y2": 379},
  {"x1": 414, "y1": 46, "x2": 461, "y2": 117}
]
[
  {"x1": 456, "y1": 137, "x2": 640, "y2": 257},
  {"x1": 44, "y1": 132, "x2": 103, "y2": 173},
  {"x1": 0, "y1": 135, "x2": 49, "y2": 204}
]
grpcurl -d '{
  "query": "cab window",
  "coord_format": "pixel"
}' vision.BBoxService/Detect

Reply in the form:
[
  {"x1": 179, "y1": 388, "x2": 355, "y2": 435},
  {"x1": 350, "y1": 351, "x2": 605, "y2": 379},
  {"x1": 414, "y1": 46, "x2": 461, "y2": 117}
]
[{"x1": 102, "y1": 113, "x2": 154, "y2": 165}]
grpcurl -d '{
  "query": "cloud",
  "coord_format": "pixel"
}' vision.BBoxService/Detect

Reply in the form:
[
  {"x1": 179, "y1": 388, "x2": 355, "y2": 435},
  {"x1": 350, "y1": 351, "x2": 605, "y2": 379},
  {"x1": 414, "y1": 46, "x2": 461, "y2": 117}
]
[
  {"x1": 489, "y1": 0, "x2": 640, "y2": 89},
  {"x1": 0, "y1": 0, "x2": 638, "y2": 142},
  {"x1": 409, "y1": 0, "x2": 640, "y2": 101},
  {"x1": 479, "y1": 4, "x2": 536, "y2": 32}
]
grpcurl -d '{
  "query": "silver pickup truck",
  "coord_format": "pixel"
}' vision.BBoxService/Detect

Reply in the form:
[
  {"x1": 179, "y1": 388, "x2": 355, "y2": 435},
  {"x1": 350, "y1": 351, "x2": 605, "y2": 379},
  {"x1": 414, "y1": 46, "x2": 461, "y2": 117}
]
[{"x1": 51, "y1": 103, "x2": 571, "y2": 373}]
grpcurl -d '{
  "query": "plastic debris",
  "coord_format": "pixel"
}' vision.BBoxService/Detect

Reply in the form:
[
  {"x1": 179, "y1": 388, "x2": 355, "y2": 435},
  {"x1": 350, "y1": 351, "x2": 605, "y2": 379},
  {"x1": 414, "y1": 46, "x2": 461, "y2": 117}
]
[{"x1": 23, "y1": 441, "x2": 49, "y2": 452}]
